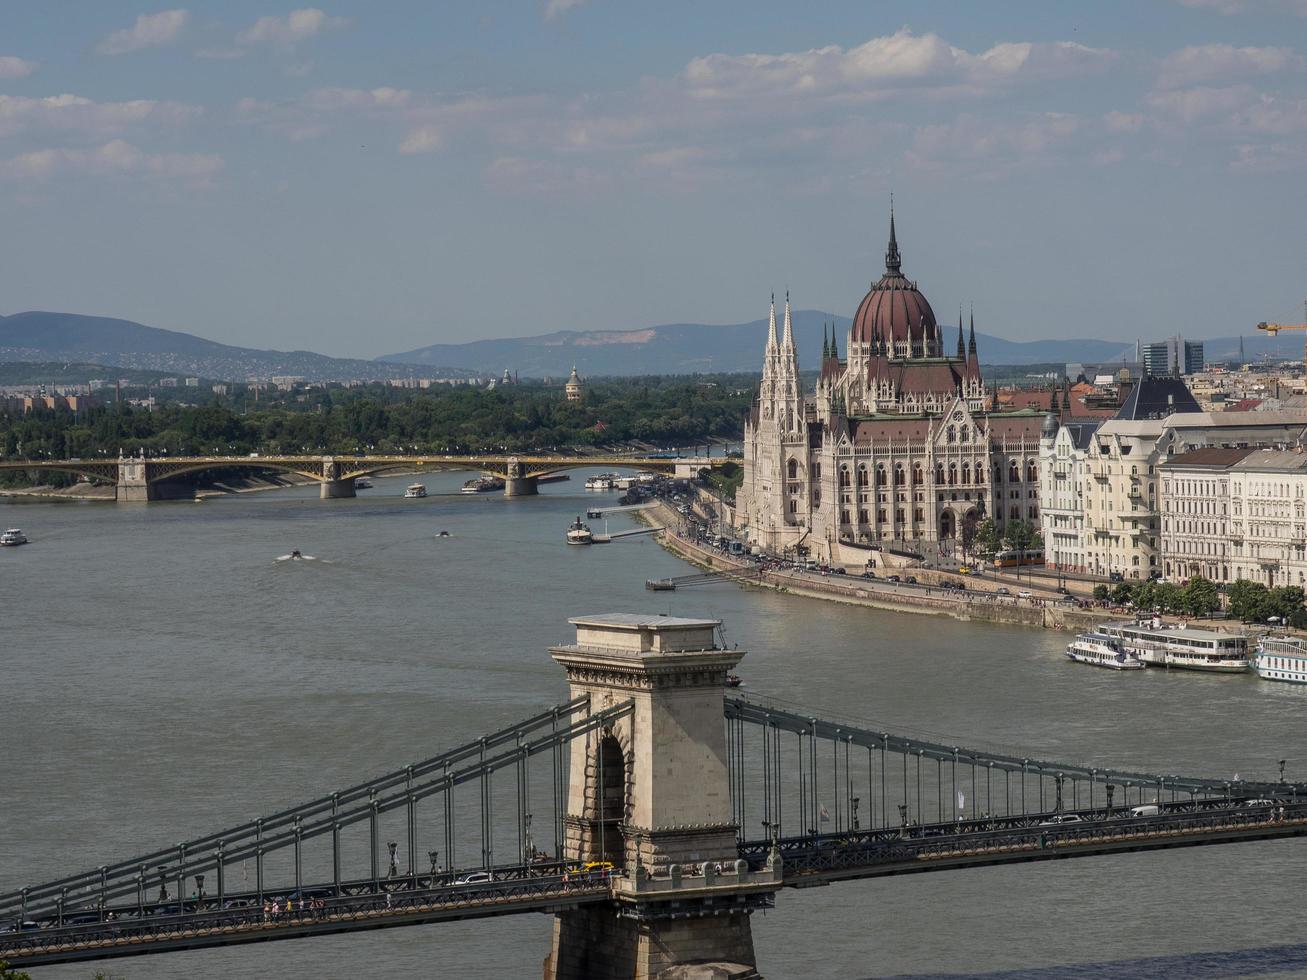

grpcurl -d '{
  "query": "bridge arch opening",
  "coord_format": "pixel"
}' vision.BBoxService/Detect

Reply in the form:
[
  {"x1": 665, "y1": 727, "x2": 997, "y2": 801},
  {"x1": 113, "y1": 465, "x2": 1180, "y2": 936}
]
[{"x1": 586, "y1": 730, "x2": 629, "y2": 867}]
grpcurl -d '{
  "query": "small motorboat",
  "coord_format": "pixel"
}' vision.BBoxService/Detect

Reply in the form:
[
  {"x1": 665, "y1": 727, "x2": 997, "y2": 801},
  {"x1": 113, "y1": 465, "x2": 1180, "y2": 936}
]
[
  {"x1": 0, "y1": 528, "x2": 28, "y2": 546},
  {"x1": 354, "y1": 477, "x2": 374, "y2": 489},
  {"x1": 566, "y1": 516, "x2": 594, "y2": 545},
  {"x1": 405, "y1": 483, "x2": 428, "y2": 499},
  {"x1": 436, "y1": 530, "x2": 451, "y2": 538}
]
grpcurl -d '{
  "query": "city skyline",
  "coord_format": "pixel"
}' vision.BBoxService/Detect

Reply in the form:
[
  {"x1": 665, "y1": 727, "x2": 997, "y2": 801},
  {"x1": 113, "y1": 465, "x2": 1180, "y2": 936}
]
[{"x1": 1, "y1": 1, "x2": 1306, "y2": 358}]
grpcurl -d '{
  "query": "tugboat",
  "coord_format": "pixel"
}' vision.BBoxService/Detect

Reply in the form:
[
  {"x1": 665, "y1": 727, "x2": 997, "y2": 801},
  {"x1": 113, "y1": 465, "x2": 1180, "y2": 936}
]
[
  {"x1": 405, "y1": 483, "x2": 428, "y2": 499},
  {"x1": 565, "y1": 516, "x2": 594, "y2": 545},
  {"x1": 0, "y1": 528, "x2": 28, "y2": 546}
]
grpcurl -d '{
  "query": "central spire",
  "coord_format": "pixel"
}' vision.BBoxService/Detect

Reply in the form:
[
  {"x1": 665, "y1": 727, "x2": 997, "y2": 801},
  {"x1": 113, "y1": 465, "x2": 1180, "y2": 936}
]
[{"x1": 885, "y1": 202, "x2": 901, "y2": 275}]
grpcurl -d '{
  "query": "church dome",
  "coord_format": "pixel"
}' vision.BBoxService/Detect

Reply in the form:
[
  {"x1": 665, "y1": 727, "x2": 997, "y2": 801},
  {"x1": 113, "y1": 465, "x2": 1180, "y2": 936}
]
[{"x1": 850, "y1": 213, "x2": 937, "y2": 348}]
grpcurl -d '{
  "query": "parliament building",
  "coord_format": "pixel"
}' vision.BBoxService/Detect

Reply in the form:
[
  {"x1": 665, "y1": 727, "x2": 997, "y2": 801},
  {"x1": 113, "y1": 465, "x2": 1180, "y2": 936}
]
[{"x1": 738, "y1": 214, "x2": 1045, "y2": 563}]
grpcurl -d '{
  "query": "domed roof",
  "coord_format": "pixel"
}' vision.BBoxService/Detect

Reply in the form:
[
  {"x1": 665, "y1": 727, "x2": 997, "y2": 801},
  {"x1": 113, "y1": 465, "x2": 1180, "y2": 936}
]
[{"x1": 850, "y1": 213, "x2": 937, "y2": 347}]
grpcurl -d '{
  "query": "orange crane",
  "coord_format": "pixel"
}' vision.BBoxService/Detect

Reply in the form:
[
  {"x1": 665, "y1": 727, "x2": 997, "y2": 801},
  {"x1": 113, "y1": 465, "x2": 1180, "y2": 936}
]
[{"x1": 1257, "y1": 302, "x2": 1307, "y2": 373}]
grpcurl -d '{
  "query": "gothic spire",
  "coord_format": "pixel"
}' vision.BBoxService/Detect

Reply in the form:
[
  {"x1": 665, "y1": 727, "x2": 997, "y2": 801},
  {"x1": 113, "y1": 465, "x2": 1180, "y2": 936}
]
[
  {"x1": 830, "y1": 325, "x2": 838, "y2": 360},
  {"x1": 766, "y1": 293, "x2": 777, "y2": 351},
  {"x1": 781, "y1": 290, "x2": 794, "y2": 349},
  {"x1": 885, "y1": 202, "x2": 902, "y2": 274},
  {"x1": 968, "y1": 309, "x2": 977, "y2": 356},
  {"x1": 956, "y1": 308, "x2": 965, "y2": 360}
]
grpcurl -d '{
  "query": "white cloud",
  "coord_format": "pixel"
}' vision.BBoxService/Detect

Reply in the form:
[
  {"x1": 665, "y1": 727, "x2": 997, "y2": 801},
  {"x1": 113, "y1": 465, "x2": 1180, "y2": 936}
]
[
  {"x1": 305, "y1": 87, "x2": 410, "y2": 111},
  {"x1": 1158, "y1": 44, "x2": 1302, "y2": 88},
  {"x1": 0, "y1": 139, "x2": 222, "y2": 184},
  {"x1": 238, "y1": 8, "x2": 347, "y2": 48},
  {"x1": 1175, "y1": 0, "x2": 1307, "y2": 14},
  {"x1": 1104, "y1": 110, "x2": 1145, "y2": 132},
  {"x1": 0, "y1": 93, "x2": 200, "y2": 138},
  {"x1": 1147, "y1": 84, "x2": 1255, "y2": 123},
  {"x1": 98, "y1": 10, "x2": 189, "y2": 56},
  {"x1": 544, "y1": 0, "x2": 588, "y2": 19},
  {"x1": 399, "y1": 125, "x2": 441, "y2": 154},
  {"x1": 0, "y1": 56, "x2": 36, "y2": 78},
  {"x1": 682, "y1": 30, "x2": 1113, "y2": 102},
  {"x1": 904, "y1": 112, "x2": 1082, "y2": 177}
]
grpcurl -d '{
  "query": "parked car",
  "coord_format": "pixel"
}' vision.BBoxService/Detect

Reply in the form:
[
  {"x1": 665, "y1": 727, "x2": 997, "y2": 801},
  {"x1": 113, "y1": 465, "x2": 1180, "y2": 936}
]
[
  {"x1": 1017, "y1": 590, "x2": 1034, "y2": 599},
  {"x1": 1038, "y1": 814, "x2": 1083, "y2": 826},
  {"x1": 886, "y1": 575, "x2": 901, "y2": 583},
  {"x1": 860, "y1": 570, "x2": 877, "y2": 580},
  {"x1": 995, "y1": 587, "x2": 1010, "y2": 596},
  {"x1": 905, "y1": 576, "x2": 918, "y2": 584},
  {"x1": 1055, "y1": 586, "x2": 1070, "y2": 595}
]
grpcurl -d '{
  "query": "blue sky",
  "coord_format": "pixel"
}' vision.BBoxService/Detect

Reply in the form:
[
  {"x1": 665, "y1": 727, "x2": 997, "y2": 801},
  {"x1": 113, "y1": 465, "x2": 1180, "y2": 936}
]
[{"x1": 1, "y1": 1, "x2": 1305, "y2": 359}]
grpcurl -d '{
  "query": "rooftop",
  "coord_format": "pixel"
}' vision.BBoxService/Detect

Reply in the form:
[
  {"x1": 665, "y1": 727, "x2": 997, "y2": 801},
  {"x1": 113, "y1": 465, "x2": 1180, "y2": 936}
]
[
  {"x1": 1231, "y1": 448, "x2": 1307, "y2": 473},
  {"x1": 569, "y1": 613, "x2": 720, "y2": 630},
  {"x1": 1159, "y1": 447, "x2": 1258, "y2": 469}
]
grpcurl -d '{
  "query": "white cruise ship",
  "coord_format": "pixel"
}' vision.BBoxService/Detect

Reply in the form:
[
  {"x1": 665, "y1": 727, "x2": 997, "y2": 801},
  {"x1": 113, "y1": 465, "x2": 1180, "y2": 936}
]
[
  {"x1": 1065, "y1": 631, "x2": 1145, "y2": 670},
  {"x1": 1256, "y1": 635, "x2": 1307, "y2": 684},
  {"x1": 1102, "y1": 619, "x2": 1249, "y2": 673}
]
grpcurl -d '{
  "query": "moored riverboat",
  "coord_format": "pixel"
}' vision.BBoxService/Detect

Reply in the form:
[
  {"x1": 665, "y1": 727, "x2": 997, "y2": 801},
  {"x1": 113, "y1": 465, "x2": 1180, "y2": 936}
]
[
  {"x1": 1065, "y1": 631, "x2": 1145, "y2": 670},
  {"x1": 1101, "y1": 619, "x2": 1250, "y2": 673},
  {"x1": 566, "y1": 516, "x2": 594, "y2": 545},
  {"x1": 1256, "y1": 635, "x2": 1307, "y2": 684},
  {"x1": 404, "y1": 483, "x2": 428, "y2": 499}
]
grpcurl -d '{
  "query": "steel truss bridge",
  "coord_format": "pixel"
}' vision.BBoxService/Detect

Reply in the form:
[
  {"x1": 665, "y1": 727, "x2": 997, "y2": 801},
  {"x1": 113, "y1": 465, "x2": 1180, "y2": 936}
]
[
  {"x1": 3, "y1": 693, "x2": 1304, "y2": 969},
  {"x1": 0, "y1": 452, "x2": 718, "y2": 493}
]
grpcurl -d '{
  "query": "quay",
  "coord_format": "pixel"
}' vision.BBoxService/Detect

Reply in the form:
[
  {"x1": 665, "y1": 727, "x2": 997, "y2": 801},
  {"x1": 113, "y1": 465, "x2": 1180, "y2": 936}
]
[{"x1": 642, "y1": 500, "x2": 1100, "y2": 633}]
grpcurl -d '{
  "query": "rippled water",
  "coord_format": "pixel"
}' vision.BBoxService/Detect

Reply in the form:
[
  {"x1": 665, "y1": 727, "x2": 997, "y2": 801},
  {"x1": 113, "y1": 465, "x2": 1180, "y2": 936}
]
[{"x1": 4, "y1": 472, "x2": 1307, "y2": 979}]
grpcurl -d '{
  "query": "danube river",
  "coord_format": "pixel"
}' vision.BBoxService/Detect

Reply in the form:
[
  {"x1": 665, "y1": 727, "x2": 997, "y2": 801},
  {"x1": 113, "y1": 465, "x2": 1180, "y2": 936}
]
[{"x1": 5, "y1": 471, "x2": 1307, "y2": 979}]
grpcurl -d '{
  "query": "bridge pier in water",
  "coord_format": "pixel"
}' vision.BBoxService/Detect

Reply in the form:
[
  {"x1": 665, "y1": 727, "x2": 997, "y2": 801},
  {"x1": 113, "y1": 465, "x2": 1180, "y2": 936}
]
[
  {"x1": 544, "y1": 614, "x2": 774, "y2": 980},
  {"x1": 503, "y1": 457, "x2": 538, "y2": 496},
  {"x1": 115, "y1": 458, "x2": 156, "y2": 502},
  {"x1": 319, "y1": 458, "x2": 356, "y2": 499}
]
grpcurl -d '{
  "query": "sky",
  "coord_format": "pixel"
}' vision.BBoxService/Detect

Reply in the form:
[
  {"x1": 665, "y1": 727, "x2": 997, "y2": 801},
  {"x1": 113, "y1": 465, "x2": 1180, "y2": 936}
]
[{"x1": 1, "y1": 1, "x2": 1306, "y2": 359}]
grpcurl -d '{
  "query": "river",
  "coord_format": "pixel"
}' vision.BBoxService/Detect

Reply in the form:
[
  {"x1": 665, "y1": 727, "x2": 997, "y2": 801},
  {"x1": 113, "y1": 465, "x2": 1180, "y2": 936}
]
[{"x1": 4, "y1": 471, "x2": 1307, "y2": 979}]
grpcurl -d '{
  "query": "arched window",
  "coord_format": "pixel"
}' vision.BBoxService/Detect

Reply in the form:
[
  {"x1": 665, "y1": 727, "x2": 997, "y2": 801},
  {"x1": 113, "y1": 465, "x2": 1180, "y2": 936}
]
[
  {"x1": 839, "y1": 466, "x2": 850, "y2": 488},
  {"x1": 935, "y1": 463, "x2": 945, "y2": 484},
  {"x1": 876, "y1": 465, "x2": 887, "y2": 487},
  {"x1": 948, "y1": 463, "x2": 957, "y2": 486},
  {"x1": 787, "y1": 458, "x2": 798, "y2": 480},
  {"x1": 947, "y1": 425, "x2": 956, "y2": 444},
  {"x1": 857, "y1": 465, "x2": 869, "y2": 487},
  {"x1": 913, "y1": 463, "x2": 924, "y2": 485},
  {"x1": 894, "y1": 464, "x2": 905, "y2": 486},
  {"x1": 961, "y1": 463, "x2": 971, "y2": 485},
  {"x1": 1026, "y1": 460, "x2": 1038, "y2": 482},
  {"x1": 1009, "y1": 460, "x2": 1020, "y2": 482},
  {"x1": 976, "y1": 467, "x2": 985, "y2": 484}
]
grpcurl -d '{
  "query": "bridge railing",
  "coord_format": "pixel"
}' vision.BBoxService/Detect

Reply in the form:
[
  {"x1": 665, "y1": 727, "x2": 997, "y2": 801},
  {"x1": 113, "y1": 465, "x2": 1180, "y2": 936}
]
[
  {"x1": 724, "y1": 694, "x2": 1305, "y2": 846},
  {"x1": 738, "y1": 798, "x2": 1307, "y2": 880},
  {"x1": 2, "y1": 697, "x2": 634, "y2": 929}
]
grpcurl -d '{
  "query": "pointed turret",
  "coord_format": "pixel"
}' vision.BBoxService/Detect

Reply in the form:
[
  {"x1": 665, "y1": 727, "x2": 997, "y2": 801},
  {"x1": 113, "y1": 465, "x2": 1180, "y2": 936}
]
[
  {"x1": 766, "y1": 293, "x2": 778, "y2": 352},
  {"x1": 968, "y1": 310, "x2": 977, "y2": 356},
  {"x1": 885, "y1": 204, "x2": 901, "y2": 274},
  {"x1": 781, "y1": 291, "x2": 794, "y2": 350},
  {"x1": 956, "y1": 309, "x2": 965, "y2": 360}
]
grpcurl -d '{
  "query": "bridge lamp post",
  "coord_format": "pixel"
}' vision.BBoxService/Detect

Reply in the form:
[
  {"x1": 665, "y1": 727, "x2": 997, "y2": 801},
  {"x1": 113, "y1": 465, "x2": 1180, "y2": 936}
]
[
  {"x1": 194, "y1": 874, "x2": 205, "y2": 905},
  {"x1": 428, "y1": 850, "x2": 440, "y2": 878},
  {"x1": 157, "y1": 866, "x2": 168, "y2": 904},
  {"x1": 851, "y1": 797, "x2": 860, "y2": 831}
]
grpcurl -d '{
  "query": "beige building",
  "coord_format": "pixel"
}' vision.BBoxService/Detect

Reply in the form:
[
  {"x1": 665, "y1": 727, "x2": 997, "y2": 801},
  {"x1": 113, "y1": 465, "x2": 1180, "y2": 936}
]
[
  {"x1": 1039, "y1": 418, "x2": 1102, "y2": 574},
  {"x1": 1229, "y1": 450, "x2": 1307, "y2": 588},
  {"x1": 1158, "y1": 448, "x2": 1251, "y2": 583},
  {"x1": 1041, "y1": 375, "x2": 1307, "y2": 579},
  {"x1": 565, "y1": 366, "x2": 584, "y2": 401}
]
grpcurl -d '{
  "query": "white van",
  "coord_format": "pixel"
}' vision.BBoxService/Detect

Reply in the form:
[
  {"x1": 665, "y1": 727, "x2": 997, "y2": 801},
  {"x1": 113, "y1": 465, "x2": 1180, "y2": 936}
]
[{"x1": 1129, "y1": 804, "x2": 1160, "y2": 817}]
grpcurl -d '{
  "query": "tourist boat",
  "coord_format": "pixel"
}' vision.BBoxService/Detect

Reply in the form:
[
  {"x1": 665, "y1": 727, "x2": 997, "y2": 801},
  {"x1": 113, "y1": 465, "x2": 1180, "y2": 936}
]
[
  {"x1": 0, "y1": 528, "x2": 28, "y2": 546},
  {"x1": 1064, "y1": 631, "x2": 1144, "y2": 670},
  {"x1": 1101, "y1": 619, "x2": 1250, "y2": 673},
  {"x1": 404, "y1": 483, "x2": 428, "y2": 499},
  {"x1": 584, "y1": 474, "x2": 617, "y2": 491},
  {"x1": 565, "y1": 516, "x2": 594, "y2": 545},
  {"x1": 354, "y1": 477, "x2": 373, "y2": 489},
  {"x1": 1255, "y1": 635, "x2": 1307, "y2": 684}
]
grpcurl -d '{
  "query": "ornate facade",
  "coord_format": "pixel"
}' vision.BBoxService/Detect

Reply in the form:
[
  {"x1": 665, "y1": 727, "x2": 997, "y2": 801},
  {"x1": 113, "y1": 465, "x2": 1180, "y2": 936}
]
[{"x1": 739, "y1": 215, "x2": 1045, "y2": 563}]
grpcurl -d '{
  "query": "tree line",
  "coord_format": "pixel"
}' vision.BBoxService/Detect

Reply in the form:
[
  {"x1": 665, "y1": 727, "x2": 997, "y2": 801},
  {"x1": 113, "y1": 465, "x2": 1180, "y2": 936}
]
[{"x1": 0, "y1": 376, "x2": 754, "y2": 484}]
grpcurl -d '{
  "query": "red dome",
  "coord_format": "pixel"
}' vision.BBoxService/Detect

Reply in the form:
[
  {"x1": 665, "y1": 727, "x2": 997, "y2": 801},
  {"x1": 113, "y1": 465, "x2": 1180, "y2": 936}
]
[{"x1": 850, "y1": 212, "x2": 937, "y2": 347}]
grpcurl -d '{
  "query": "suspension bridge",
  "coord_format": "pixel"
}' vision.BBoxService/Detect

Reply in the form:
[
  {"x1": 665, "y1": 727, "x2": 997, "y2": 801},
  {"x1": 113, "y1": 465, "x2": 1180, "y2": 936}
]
[{"x1": 2, "y1": 613, "x2": 1303, "y2": 979}]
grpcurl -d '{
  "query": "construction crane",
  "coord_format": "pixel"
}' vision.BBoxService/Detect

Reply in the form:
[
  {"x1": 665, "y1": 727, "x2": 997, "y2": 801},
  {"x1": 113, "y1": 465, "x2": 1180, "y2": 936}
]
[{"x1": 1257, "y1": 301, "x2": 1307, "y2": 376}]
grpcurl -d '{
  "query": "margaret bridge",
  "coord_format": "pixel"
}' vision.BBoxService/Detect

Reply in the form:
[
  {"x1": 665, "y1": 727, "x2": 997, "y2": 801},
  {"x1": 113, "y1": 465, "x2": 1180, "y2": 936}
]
[
  {"x1": 3, "y1": 614, "x2": 1305, "y2": 979},
  {"x1": 0, "y1": 453, "x2": 719, "y2": 501}
]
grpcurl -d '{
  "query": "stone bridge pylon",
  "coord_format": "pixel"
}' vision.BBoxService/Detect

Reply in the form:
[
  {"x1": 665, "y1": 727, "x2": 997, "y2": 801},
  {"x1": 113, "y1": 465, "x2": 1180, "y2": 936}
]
[{"x1": 545, "y1": 614, "x2": 777, "y2": 980}]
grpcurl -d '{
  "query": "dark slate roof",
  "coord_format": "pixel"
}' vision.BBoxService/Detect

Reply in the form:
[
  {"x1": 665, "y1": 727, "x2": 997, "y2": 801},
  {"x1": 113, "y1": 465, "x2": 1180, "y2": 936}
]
[
  {"x1": 1159, "y1": 447, "x2": 1258, "y2": 469},
  {"x1": 1114, "y1": 375, "x2": 1201, "y2": 420},
  {"x1": 1061, "y1": 420, "x2": 1102, "y2": 450}
]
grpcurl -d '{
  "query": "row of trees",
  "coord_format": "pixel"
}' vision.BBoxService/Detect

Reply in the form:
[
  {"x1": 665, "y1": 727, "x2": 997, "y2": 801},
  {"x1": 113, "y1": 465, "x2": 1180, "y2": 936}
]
[
  {"x1": 0, "y1": 377, "x2": 754, "y2": 484},
  {"x1": 1090, "y1": 576, "x2": 1307, "y2": 626},
  {"x1": 968, "y1": 518, "x2": 1042, "y2": 559}
]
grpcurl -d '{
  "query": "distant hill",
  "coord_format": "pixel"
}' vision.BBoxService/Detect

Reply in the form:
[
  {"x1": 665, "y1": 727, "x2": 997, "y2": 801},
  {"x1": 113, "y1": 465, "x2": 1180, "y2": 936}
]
[
  {"x1": 384, "y1": 312, "x2": 1307, "y2": 377},
  {"x1": 0, "y1": 361, "x2": 179, "y2": 386},
  {"x1": 0, "y1": 312, "x2": 473, "y2": 383}
]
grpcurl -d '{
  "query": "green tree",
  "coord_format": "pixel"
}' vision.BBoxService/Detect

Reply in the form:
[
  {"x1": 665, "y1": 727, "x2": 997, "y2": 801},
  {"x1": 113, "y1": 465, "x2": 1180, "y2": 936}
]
[
  {"x1": 1153, "y1": 581, "x2": 1182, "y2": 613},
  {"x1": 1182, "y1": 576, "x2": 1220, "y2": 617},
  {"x1": 1228, "y1": 579, "x2": 1269, "y2": 622},
  {"x1": 1111, "y1": 582, "x2": 1134, "y2": 605},
  {"x1": 972, "y1": 519, "x2": 1001, "y2": 559},
  {"x1": 1092, "y1": 584, "x2": 1110, "y2": 602},
  {"x1": 1003, "y1": 519, "x2": 1038, "y2": 557},
  {"x1": 0, "y1": 961, "x2": 31, "y2": 980}
]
